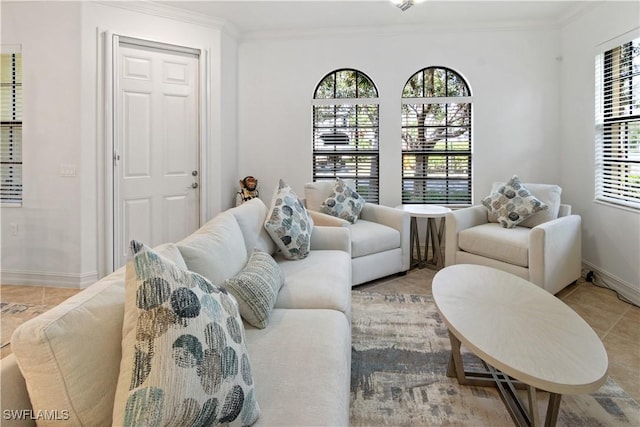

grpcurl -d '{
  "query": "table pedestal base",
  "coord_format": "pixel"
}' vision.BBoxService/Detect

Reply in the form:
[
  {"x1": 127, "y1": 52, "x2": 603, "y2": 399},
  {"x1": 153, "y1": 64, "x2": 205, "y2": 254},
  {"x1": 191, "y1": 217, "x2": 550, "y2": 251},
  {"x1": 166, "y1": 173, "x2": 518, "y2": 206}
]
[
  {"x1": 446, "y1": 331, "x2": 562, "y2": 427},
  {"x1": 409, "y1": 216, "x2": 446, "y2": 270}
]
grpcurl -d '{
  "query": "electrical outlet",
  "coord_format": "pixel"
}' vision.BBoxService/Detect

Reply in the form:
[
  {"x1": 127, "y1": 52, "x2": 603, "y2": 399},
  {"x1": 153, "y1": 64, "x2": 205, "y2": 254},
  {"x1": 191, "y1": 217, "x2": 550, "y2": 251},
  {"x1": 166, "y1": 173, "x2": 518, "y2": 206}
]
[
  {"x1": 10, "y1": 223, "x2": 18, "y2": 236},
  {"x1": 59, "y1": 165, "x2": 77, "y2": 177}
]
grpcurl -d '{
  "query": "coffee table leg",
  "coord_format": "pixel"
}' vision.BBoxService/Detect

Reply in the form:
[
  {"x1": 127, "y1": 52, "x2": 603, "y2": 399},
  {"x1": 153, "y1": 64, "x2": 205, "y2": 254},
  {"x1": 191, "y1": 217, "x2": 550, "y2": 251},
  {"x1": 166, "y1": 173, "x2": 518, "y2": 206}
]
[
  {"x1": 446, "y1": 330, "x2": 564, "y2": 427},
  {"x1": 545, "y1": 393, "x2": 562, "y2": 427},
  {"x1": 446, "y1": 331, "x2": 467, "y2": 384},
  {"x1": 528, "y1": 385, "x2": 540, "y2": 427}
]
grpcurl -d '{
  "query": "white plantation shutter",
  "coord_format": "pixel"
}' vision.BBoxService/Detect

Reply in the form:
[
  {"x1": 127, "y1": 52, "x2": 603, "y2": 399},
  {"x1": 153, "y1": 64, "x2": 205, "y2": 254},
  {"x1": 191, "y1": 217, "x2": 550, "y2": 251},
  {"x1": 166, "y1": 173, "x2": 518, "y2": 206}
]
[
  {"x1": 595, "y1": 34, "x2": 640, "y2": 210},
  {"x1": 1, "y1": 46, "x2": 22, "y2": 205}
]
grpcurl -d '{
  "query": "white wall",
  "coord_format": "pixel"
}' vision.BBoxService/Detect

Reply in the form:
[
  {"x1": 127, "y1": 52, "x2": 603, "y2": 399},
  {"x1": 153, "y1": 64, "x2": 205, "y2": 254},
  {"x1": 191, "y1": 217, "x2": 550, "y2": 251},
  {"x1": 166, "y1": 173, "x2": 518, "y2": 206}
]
[
  {"x1": 1, "y1": 1, "x2": 238, "y2": 286},
  {"x1": 1, "y1": 1, "x2": 84, "y2": 286},
  {"x1": 560, "y1": 1, "x2": 640, "y2": 300},
  {"x1": 237, "y1": 26, "x2": 563, "y2": 206},
  {"x1": 2, "y1": 1, "x2": 637, "y2": 295}
]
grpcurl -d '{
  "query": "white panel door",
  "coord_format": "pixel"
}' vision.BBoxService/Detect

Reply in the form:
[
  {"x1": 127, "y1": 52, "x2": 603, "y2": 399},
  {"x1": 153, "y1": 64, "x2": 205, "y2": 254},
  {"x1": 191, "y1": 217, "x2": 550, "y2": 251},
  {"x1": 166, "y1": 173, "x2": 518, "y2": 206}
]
[{"x1": 114, "y1": 42, "x2": 200, "y2": 268}]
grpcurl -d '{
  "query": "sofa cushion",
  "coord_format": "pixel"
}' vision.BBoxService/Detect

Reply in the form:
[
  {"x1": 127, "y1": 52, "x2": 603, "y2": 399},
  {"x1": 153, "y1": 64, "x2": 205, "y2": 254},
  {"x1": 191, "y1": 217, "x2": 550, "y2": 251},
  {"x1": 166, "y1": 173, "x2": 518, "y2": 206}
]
[
  {"x1": 487, "y1": 180, "x2": 562, "y2": 228},
  {"x1": 177, "y1": 211, "x2": 248, "y2": 286},
  {"x1": 458, "y1": 223, "x2": 530, "y2": 267},
  {"x1": 224, "y1": 250, "x2": 284, "y2": 329},
  {"x1": 274, "y1": 250, "x2": 352, "y2": 318},
  {"x1": 482, "y1": 175, "x2": 548, "y2": 229},
  {"x1": 350, "y1": 219, "x2": 400, "y2": 258},
  {"x1": 228, "y1": 198, "x2": 278, "y2": 256},
  {"x1": 264, "y1": 179, "x2": 313, "y2": 260},
  {"x1": 113, "y1": 243, "x2": 260, "y2": 426},
  {"x1": 244, "y1": 309, "x2": 350, "y2": 427},
  {"x1": 321, "y1": 178, "x2": 365, "y2": 224},
  {"x1": 153, "y1": 242, "x2": 188, "y2": 270},
  {"x1": 11, "y1": 268, "x2": 126, "y2": 426}
]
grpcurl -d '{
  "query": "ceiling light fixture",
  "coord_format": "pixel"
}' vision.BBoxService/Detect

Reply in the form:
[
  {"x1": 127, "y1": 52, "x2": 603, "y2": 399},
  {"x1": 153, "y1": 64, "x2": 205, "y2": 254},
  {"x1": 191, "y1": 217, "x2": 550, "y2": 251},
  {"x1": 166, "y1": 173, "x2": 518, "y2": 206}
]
[{"x1": 391, "y1": 0, "x2": 425, "y2": 12}]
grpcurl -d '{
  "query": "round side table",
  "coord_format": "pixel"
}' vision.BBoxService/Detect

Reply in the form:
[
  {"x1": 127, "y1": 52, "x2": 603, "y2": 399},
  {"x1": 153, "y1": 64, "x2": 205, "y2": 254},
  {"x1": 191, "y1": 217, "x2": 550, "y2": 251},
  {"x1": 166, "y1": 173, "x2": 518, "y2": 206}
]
[{"x1": 396, "y1": 204, "x2": 451, "y2": 269}]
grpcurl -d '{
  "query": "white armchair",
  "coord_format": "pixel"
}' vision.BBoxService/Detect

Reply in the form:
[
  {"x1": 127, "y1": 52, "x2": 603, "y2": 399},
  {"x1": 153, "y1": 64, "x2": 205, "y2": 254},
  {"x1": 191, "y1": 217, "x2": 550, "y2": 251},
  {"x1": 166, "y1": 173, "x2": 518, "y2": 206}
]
[
  {"x1": 304, "y1": 181, "x2": 410, "y2": 286},
  {"x1": 445, "y1": 182, "x2": 582, "y2": 295}
]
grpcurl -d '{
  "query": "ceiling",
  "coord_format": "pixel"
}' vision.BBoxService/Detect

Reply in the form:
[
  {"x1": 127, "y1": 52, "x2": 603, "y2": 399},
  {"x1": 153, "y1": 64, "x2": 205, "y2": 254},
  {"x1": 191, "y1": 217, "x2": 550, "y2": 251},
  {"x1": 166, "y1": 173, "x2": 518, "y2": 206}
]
[{"x1": 155, "y1": 0, "x2": 598, "y2": 36}]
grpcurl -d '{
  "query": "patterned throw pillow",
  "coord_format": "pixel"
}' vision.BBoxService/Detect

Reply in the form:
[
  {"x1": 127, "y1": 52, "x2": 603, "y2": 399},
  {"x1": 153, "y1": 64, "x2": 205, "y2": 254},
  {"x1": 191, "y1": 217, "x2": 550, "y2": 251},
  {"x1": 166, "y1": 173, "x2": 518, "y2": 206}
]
[
  {"x1": 224, "y1": 250, "x2": 284, "y2": 329},
  {"x1": 264, "y1": 179, "x2": 313, "y2": 260},
  {"x1": 112, "y1": 241, "x2": 260, "y2": 427},
  {"x1": 481, "y1": 175, "x2": 548, "y2": 229},
  {"x1": 321, "y1": 178, "x2": 365, "y2": 224}
]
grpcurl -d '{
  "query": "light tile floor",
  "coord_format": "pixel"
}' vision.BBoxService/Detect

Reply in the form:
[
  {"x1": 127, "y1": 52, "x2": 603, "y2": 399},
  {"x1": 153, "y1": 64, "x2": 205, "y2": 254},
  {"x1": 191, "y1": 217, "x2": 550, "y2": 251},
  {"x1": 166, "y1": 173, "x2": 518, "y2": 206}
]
[{"x1": 2, "y1": 267, "x2": 639, "y2": 403}]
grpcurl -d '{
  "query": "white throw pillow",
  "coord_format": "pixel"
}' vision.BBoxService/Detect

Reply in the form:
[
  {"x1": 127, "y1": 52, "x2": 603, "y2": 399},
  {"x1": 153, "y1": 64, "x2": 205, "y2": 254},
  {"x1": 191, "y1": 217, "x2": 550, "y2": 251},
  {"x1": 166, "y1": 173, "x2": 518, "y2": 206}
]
[
  {"x1": 228, "y1": 197, "x2": 278, "y2": 256},
  {"x1": 112, "y1": 241, "x2": 260, "y2": 426},
  {"x1": 518, "y1": 183, "x2": 562, "y2": 227},
  {"x1": 177, "y1": 212, "x2": 248, "y2": 286},
  {"x1": 264, "y1": 179, "x2": 313, "y2": 260}
]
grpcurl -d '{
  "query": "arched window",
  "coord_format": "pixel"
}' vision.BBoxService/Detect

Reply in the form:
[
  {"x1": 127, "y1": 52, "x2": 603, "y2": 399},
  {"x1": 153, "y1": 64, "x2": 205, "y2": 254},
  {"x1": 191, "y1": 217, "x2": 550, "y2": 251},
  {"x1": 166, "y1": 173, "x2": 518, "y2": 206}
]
[
  {"x1": 401, "y1": 67, "x2": 472, "y2": 205},
  {"x1": 312, "y1": 69, "x2": 379, "y2": 203}
]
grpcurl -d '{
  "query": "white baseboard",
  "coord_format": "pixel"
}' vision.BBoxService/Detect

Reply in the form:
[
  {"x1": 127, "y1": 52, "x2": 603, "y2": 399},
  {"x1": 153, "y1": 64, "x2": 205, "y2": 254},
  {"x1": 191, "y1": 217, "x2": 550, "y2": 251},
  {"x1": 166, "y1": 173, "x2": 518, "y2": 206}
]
[
  {"x1": 0, "y1": 270, "x2": 98, "y2": 289},
  {"x1": 582, "y1": 261, "x2": 640, "y2": 306}
]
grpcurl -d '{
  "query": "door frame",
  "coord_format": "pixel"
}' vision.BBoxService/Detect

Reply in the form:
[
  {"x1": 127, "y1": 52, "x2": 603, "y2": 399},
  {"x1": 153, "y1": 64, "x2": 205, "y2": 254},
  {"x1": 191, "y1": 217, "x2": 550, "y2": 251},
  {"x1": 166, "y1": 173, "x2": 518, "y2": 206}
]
[{"x1": 101, "y1": 32, "x2": 210, "y2": 274}]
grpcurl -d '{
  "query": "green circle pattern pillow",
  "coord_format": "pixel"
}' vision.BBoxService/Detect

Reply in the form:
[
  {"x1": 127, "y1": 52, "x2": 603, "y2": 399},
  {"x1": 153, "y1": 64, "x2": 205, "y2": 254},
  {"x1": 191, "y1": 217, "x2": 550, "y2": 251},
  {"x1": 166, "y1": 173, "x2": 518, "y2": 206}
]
[
  {"x1": 264, "y1": 179, "x2": 313, "y2": 260},
  {"x1": 113, "y1": 241, "x2": 260, "y2": 427},
  {"x1": 481, "y1": 175, "x2": 548, "y2": 229},
  {"x1": 321, "y1": 178, "x2": 365, "y2": 224}
]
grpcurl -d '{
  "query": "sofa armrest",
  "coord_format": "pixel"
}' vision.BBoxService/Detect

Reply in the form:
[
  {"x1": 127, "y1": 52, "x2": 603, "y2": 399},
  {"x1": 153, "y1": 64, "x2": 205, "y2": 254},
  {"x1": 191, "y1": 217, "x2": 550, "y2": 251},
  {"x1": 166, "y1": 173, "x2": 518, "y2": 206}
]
[
  {"x1": 1, "y1": 354, "x2": 36, "y2": 427},
  {"x1": 307, "y1": 210, "x2": 350, "y2": 227},
  {"x1": 445, "y1": 205, "x2": 489, "y2": 266},
  {"x1": 359, "y1": 203, "x2": 408, "y2": 232},
  {"x1": 529, "y1": 214, "x2": 582, "y2": 294},
  {"x1": 310, "y1": 225, "x2": 351, "y2": 255},
  {"x1": 359, "y1": 203, "x2": 411, "y2": 271}
]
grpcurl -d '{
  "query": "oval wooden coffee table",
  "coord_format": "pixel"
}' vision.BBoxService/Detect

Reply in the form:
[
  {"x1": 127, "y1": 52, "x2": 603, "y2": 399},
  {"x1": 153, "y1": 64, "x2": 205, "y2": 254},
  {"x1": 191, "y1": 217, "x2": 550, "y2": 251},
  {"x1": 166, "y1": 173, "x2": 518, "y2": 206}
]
[{"x1": 432, "y1": 264, "x2": 608, "y2": 427}]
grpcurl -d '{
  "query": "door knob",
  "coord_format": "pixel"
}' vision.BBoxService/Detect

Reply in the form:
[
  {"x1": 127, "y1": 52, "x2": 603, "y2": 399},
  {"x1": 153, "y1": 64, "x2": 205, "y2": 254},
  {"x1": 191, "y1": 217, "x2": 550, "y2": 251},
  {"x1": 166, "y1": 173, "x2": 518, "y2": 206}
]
[
  {"x1": 191, "y1": 182, "x2": 199, "y2": 189},
  {"x1": 192, "y1": 170, "x2": 198, "y2": 176}
]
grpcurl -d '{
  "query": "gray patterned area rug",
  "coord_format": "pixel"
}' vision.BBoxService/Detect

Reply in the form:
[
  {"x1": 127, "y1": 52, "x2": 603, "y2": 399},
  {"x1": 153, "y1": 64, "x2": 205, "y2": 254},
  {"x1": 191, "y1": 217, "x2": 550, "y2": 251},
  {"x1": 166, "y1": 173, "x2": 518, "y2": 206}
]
[
  {"x1": 350, "y1": 291, "x2": 640, "y2": 427},
  {"x1": 1, "y1": 302, "x2": 48, "y2": 350}
]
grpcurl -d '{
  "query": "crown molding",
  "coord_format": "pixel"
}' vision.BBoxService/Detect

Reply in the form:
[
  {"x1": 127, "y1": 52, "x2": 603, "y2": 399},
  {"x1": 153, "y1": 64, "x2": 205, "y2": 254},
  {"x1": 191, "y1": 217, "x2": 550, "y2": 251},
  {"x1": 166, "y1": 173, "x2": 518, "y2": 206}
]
[
  {"x1": 91, "y1": 0, "x2": 240, "y2": 39},
  {"x1": 555, "y1": 1, "x2": 602, "y2": 27},
  {"x1": 239, "y1": 19, "x2": 563, "y2": 42}
]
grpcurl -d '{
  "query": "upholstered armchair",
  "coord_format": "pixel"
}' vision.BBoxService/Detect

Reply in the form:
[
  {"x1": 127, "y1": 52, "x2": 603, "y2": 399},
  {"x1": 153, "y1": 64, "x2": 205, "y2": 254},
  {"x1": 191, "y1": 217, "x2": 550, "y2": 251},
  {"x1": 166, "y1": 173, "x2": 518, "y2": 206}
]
[
  {"x1": 304, "y1": 180, "x2": 410, "y2": 286},
  {"x1": 445, "y1": 180, "x2": 582, "y2": 295}
]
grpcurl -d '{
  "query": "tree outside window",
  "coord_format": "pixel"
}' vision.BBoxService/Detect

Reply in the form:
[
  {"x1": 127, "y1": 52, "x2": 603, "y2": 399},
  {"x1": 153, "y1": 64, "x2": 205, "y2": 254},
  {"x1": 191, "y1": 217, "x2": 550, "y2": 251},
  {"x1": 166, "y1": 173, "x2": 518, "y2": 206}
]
[
  {"x1": 401, "y1": 67, "x2": 472, "y2": 205},
  {"x1": 312, "y1": 69, "x2": 379, "y2": 203}
]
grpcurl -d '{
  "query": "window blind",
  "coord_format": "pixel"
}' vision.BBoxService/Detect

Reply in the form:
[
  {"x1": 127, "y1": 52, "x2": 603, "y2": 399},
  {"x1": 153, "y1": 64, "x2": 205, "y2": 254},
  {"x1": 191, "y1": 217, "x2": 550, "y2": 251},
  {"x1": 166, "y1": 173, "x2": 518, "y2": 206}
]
[
  {"x1": 401, "y1": 67, "x2": 472, "y2": 205},
  {"x1": 312, "y1": 69, "x2": 379, "y2": 203},
  {"x1": 595, "y1": 36, "x2": 640, "y2": 210},
  {"x1": 1, "y1": 48, "x2": 22, "y2": 205}
]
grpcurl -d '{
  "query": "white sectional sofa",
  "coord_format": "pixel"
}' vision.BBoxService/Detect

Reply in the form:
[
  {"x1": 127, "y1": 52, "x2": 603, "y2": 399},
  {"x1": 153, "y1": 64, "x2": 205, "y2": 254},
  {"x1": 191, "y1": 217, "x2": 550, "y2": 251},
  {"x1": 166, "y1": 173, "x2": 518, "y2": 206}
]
[{"x1": 1, "y1": 198, "x2": 353, "y2": 426}]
